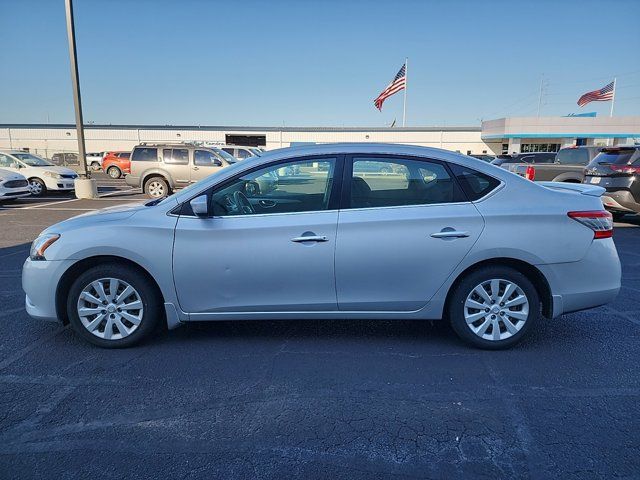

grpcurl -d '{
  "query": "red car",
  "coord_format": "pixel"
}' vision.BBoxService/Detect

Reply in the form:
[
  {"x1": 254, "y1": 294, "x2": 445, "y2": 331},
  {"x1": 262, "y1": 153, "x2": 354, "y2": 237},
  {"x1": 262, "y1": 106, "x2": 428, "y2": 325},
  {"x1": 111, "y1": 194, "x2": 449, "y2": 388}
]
[{"x1": 102, "y1": 151, "x2": 131, "y2": 179}]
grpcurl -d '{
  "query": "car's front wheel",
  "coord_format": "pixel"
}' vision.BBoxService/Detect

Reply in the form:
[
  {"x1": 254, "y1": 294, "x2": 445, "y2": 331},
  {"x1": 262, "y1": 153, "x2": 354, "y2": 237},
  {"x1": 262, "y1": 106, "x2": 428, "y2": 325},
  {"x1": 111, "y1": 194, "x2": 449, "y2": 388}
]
[
  {"x1": 28, "y1": 178, "x2": 46, "y2": 196},
  {"x1": 66, "y1": 263, "x2": 162, "y2": 348},
  {"x1": 448, "y1": 266, "x2": 540, "y2": 349}
]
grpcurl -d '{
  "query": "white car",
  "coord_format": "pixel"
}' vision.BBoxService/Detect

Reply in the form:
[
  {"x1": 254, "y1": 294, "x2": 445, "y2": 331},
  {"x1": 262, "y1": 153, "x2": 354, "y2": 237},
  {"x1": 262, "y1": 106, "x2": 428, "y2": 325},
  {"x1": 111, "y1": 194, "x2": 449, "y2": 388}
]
[
  {"x1": 0, "y1": 168, "x2": 30, "y2": 202},
  {"x1": 0, "y1": 151, "x2": 78, "y2": 196}
]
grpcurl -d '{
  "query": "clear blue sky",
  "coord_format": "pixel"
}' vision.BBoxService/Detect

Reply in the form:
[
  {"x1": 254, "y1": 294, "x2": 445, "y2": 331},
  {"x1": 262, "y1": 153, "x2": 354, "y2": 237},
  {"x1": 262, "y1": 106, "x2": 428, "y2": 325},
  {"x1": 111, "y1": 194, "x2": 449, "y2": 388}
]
[{"x1": 1, "y1": 0, "x2": 639, "y2": 126}]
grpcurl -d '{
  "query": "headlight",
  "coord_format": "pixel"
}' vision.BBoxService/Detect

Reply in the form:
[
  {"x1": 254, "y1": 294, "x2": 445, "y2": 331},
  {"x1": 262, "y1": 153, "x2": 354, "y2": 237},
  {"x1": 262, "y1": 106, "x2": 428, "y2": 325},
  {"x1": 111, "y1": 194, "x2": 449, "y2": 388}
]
[
  {"x1": 30, "y1": 233, "x2": 60, "y2": 260},
  {"x1": 44, "y1": 171, "x2": 62, "y2": 179}
]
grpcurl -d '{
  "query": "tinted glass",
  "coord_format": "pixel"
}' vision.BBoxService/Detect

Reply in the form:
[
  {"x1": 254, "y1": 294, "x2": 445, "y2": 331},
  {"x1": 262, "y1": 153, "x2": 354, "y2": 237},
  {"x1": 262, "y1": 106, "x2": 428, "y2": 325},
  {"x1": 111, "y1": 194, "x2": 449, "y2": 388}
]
[
  {"x1": 210, "y1": 158, "x2": 336, "y2": 216},
  {"x1": 212, "y1": 148, "x2": 237, "y2": 164},
  {"x1": 593, "y1": 149, "x2": 637, "y2": 165},
  {"x1": 556, "y1": 148, "x2": 589, "y2": 165},
  {"x1": 194, "y1": 150, "x2": 221, "y2": 166},
  {"x1": 349, "y1": 157, "x2": 462, "y2": 208},
  {"x1": 131, "y1": 148, "x2": 158, "y2": 162},
  {"x1": 449, "y1": 163, "x2": 500, "y2": 201},
  {"x1": 118, "y1": 152, "x2": 131, "y2": 159},
  {"x1": 163, "y1": 148, "x2": 189, "y2": 165},
  {"x1": 236, "y1": 149, "x2": 251, "y2": 159}
]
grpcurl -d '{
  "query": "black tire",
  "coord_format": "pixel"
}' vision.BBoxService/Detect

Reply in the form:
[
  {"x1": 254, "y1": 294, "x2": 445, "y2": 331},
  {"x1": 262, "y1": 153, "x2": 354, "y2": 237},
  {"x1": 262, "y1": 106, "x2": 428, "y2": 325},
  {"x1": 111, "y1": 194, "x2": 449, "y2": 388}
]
[
  {"x1": 66, "y1": 263, "x2": 162, "y2": 348},
  {"x1": 90, "y1": 162, "x2": 101, "y2": 171},
  {"x1": 612, "y1": 212, "x2": 626, "y2": 222},
  {"x1": 28, "y1": 178, "x2": 47, "y2": 196},
  {"x1": 144, "y1": 176, "x2": 169, "y2": 198},
  {"x1": 107, "y1": 166, "x2": 122, "y2": 179},
  {"x1": 448, "y1": 266, "x2": 540, "y2": 350}
]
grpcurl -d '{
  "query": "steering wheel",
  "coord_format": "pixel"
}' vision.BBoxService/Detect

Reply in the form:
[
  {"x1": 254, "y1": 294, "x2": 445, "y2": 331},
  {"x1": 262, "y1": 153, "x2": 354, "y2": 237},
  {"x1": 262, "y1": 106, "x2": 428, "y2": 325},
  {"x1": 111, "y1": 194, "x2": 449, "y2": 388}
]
[{"x1": 233, "y1": 191, "x2": 255, "y2": 215}]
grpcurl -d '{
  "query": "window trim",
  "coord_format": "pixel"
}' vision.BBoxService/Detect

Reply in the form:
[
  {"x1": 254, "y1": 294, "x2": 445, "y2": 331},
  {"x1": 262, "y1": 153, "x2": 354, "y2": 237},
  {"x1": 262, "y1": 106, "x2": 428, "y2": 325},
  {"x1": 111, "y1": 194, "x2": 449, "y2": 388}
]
[
  {"x1": 173, "y1": 154, "x2": 345, "y2": 218},
  {"x1": 341, "y1": 153, "x2": 468, "y2": 210}
]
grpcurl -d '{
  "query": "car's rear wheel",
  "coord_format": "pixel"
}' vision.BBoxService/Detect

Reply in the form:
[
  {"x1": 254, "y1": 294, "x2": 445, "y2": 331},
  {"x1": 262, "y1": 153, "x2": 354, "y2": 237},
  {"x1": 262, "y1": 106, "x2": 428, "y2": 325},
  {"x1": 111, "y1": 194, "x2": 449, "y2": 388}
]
[
  {"x1": 107, "y1": 166, "x2": 122, "y2": 179},
  {"x1": 66, "y1": 264, "x2": 162, "y2": 348},
  {"x1": 448, "y1": 266, "x2": 540, "y2": 349},
  {"x1": 28, "y1": 178, "x2": 46, "y2": 196},
  {"x1": 144, "y1": 176, "x2": 169, "y2": 198},
  {"x1": 90, "y1": 162, "x2": 101, "y2": 171}
]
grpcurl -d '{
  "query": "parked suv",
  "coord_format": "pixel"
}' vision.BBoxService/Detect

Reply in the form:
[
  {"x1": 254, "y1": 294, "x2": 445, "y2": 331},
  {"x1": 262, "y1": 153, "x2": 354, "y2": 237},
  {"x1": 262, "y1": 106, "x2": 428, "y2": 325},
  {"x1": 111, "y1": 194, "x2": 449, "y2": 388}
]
[
  {"x1": 220, "y1": 146, "x2": 261, "y2": 160},
  {"x1": 102, "y1": 151, "x2": 131, "y2": 179},
  {"x1": 125, "y1": 144, "x2": 236, "y2": 198},
  {"x1": 583, "y1": 146, "x2": 640, "y2": 219}
]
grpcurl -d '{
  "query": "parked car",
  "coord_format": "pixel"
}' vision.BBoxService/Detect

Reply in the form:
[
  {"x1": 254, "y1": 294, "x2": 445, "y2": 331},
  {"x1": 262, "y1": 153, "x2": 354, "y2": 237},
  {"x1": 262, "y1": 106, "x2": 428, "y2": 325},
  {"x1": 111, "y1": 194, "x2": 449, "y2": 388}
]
[
  {"x1": 124, "y1": 143, "x2": 236, "y2": 198},
  {"x1": 0, "y1": 167, "x2": 30, "y2": 202},
  {"x1": 491, "y1": 152, "x2": 557, "y2": 168},
  {"x1": 86, "y1": 153, "x2": 104, "y2": 171},
  {"x1": 51, "y1": 152, "x2": 79, "y2": 167},
  {"x1": 23, "y1": 144, "x2": 620, "y2": 349},
  {"x1": 220, "y1": 146, "x2": 261, "y2": 160},
  {"x1": 512, "y1": 146, "x2": 604, "y2": 182},
  {"x1": 583, "y1": 146, "x2": 640, "y2": 219},
  {"x1": 102, "y1": 151, "x2": 131, "y2": 179},
  {"x1": 0, "y1": 151, "x2": 78, "y2": 196},
  {"x1": 470, "y1": 154, "x2": 496, "y2": 162}
]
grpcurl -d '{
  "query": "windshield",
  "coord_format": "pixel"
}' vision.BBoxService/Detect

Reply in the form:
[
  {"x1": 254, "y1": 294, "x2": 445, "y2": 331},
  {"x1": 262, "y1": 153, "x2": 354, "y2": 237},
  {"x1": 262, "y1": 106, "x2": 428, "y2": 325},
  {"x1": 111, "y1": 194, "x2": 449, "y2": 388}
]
[
  {"x1": 12, "y1": 153, "x2": 54, "y2": 166},
  {"x1": 212, "y1": 148, "x2": 237, "y2": 164}
]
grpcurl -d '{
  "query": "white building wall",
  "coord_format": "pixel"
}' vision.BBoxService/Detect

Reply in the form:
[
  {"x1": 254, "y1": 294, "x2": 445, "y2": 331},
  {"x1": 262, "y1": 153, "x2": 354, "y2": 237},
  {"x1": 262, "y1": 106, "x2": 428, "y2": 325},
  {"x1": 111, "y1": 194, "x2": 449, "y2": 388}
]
[{"x1": 0, "y1": 126, "x2": 499, "y2": 158}]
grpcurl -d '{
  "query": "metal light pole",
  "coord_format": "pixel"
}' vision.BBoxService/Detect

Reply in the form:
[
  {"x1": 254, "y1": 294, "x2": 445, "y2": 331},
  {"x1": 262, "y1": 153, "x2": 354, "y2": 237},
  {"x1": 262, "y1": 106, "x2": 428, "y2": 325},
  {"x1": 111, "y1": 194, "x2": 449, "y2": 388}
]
[{"x1": 64, "y1": 0, "x2": 98, "y2": 198}]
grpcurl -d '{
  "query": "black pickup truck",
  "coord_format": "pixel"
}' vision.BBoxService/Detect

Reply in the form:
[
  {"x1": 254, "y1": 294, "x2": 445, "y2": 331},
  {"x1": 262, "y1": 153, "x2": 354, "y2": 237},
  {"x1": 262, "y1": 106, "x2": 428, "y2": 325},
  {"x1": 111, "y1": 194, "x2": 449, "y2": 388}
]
[{"x1": 509, "y1": 146, "x2": 603, "y2": 182}]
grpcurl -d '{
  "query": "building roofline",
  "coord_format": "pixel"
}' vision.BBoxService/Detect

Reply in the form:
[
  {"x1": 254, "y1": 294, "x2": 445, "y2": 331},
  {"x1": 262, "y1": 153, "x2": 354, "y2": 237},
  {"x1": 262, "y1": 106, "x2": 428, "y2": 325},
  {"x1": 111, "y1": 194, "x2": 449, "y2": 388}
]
[{"x1": 0, "y1": 123, "x2": 480, "y2": 132}]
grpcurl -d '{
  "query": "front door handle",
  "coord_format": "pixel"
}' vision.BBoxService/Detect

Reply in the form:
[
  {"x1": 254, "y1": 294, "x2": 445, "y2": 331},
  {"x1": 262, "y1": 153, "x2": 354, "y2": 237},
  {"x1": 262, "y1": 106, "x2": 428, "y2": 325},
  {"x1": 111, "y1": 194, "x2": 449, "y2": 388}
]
[
  {"x1": 193, "y1": 166, "x2": 199, "y2": 171},
  {"x1": 259, "y1": 199, "x2": 276, "y2": 208},
  {"x1": 291, "y1": 235, "x2": 328, "y2": 243},
  {"x1": 430, "y1": 230, "x2": 470, "y2": 239}
]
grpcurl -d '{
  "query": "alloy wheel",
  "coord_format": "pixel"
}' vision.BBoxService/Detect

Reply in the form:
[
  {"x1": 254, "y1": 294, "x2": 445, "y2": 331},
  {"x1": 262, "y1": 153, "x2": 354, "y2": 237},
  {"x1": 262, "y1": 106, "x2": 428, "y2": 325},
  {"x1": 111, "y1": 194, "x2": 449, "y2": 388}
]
[
  {"x1": 147, "y1": 181, "x2": 165, "y2": 197},
  {"x1": 463, "y1": 278, "x2": 529, "y2": 341},
  {"x1": 76, "y1": 277, "x2": 144, "y2": 340}
]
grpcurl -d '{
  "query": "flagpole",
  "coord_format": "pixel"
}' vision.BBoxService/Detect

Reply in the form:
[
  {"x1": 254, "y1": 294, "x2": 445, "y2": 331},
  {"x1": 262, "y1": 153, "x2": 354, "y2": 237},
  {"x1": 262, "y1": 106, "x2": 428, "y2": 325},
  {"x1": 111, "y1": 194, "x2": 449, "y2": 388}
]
[
  {"x1": 402, "y1": 57, "x2": 408, "y2": 127},
  {"x1": 610, "y1": 77, "x2": 616, "y2": 117}
]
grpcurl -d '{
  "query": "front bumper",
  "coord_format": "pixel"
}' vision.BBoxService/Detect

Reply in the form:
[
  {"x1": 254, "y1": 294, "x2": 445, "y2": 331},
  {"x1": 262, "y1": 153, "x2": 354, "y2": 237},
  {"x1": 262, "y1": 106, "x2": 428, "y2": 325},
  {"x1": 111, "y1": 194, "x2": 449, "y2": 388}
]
[
  {"x1": 22, "y1": 257, "x2": 77, "y2": 322},
  {"x1": 0, "y1": 188, "x2": 30, "y2": 200},
  {"x1": 538, "y1": 237, "x2": 621, "y2": 317}
]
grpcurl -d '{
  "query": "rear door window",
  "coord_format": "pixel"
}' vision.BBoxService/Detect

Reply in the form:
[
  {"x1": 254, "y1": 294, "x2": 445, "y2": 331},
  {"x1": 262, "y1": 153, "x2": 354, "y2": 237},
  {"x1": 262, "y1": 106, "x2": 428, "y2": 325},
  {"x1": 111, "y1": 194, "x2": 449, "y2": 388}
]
[
  {"x1": 163, "y1": 148, "x2": 189, "y2": 165},
  {"x1": 131, "y1": 148, "x2": 158, "y2": 162}
]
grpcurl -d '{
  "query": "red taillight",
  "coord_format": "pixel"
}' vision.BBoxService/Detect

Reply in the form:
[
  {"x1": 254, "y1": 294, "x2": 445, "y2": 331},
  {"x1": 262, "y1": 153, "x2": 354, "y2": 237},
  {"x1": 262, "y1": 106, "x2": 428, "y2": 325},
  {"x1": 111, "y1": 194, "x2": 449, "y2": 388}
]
[
  {"x1": 610, "y1": 164, "x2": 640, "y2": 174},
  {"x1": 525, "y1": 165, "x2": 535, "y2": 181},
  {"x1": 567, "y1": 210, "x2": 613, "y2": 239}
]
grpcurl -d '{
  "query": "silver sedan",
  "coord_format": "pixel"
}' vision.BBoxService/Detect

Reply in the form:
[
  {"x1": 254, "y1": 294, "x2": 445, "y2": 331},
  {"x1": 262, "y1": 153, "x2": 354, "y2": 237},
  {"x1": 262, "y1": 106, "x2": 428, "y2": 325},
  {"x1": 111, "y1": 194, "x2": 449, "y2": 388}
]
[{"x1": 22, "y1": 144, "x2": 621, "y2": 349}]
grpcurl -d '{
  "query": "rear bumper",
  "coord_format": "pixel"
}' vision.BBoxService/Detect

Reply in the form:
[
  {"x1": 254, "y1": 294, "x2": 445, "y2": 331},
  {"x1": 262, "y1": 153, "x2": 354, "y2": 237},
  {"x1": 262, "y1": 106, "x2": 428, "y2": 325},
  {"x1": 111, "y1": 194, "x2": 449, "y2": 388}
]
[
  {"x1": 601, "y1": 191, "x2": 640, "y2": 214},
  {"x1": 125, "y1": 175, "x2": 140, "y2": 187},
  {"x1": 538, "y1": 237, "x2": 621, "y2": 317}
]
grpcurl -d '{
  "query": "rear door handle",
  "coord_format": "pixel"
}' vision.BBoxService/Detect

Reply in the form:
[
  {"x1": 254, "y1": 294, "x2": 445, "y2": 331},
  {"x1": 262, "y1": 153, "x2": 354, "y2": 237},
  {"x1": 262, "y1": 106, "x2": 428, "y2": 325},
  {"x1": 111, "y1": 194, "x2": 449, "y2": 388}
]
[
  {"x1": 430, "y1": 231, "x2": 470, "y2": 239},
  {"x1": 291, "y1": 235, "x2": 328, "y2": 243}
]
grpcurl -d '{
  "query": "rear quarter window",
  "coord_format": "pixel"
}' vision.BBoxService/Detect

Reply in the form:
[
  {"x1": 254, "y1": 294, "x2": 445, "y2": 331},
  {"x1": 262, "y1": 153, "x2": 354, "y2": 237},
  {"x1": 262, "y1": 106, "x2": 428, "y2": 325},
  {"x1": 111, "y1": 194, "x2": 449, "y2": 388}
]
[
  {"x1": 131, "y1": 148, "x2": 158, "y2": 162},
  {"x1": 449, "y1": 163, "x2": 501, "y2": 201}
]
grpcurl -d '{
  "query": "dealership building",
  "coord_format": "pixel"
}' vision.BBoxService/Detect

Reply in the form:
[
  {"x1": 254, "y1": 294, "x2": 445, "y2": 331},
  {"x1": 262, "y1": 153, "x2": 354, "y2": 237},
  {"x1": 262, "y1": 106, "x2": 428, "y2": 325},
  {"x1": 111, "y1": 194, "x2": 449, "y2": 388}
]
[{"x1": 1, "y1": 116, "x2": 638, "y2": 158}]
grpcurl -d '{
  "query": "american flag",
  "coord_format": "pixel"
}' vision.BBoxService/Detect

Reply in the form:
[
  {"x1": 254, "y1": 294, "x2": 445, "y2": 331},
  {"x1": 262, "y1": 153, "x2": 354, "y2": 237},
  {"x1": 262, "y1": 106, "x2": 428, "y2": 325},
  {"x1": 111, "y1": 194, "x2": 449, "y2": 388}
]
[
  {"x1": 374, "y1": 64, "x2": 406, "y2": 111},
  {"x1": 577, "y1": 81, "x2": 615, "y2": 107}
]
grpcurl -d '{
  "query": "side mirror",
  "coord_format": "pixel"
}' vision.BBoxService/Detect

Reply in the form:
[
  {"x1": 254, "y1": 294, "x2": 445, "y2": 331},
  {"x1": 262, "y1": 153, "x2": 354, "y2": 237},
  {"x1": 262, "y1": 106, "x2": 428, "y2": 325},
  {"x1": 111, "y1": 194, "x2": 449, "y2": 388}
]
[
  {"x1": 190, "y1": 195, "x2": 209, "y2": 218},
  {"x1": 213, "y1": 160, "x2": 222, "y2": 167}
]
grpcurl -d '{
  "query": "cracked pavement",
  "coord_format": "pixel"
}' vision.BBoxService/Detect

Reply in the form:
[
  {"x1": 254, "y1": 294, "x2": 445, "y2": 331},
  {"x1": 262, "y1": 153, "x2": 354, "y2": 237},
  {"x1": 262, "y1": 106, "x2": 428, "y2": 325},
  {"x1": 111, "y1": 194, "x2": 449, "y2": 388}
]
[{"x1": 0, "y1": 175, "x2": 639, "y2": 479}]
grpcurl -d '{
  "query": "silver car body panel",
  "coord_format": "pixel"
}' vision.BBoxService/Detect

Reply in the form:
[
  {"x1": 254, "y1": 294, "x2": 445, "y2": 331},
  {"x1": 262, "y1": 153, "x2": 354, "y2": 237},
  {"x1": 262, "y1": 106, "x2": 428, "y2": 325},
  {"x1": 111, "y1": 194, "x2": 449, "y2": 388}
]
[{"x1": 22, "y1": 143, "x2": 621, "y2": 327}]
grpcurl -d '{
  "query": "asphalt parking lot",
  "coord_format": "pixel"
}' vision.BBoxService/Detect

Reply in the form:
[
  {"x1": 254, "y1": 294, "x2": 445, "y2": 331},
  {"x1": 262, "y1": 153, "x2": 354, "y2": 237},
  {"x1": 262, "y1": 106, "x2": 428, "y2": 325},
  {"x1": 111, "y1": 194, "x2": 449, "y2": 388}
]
[{"x1": 1, "y1": 173, "x2": 639, "y2": 479}]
